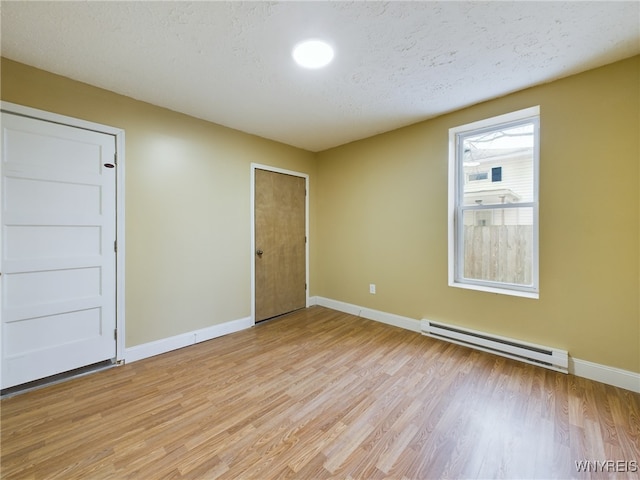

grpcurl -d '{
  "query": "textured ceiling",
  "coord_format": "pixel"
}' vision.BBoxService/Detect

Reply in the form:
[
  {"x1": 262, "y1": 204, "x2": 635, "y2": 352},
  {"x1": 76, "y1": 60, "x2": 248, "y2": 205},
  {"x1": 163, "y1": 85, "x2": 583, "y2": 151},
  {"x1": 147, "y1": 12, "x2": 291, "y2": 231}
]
[{"x1": 1, "y1": 1, "x2": 639, "y2": 152}]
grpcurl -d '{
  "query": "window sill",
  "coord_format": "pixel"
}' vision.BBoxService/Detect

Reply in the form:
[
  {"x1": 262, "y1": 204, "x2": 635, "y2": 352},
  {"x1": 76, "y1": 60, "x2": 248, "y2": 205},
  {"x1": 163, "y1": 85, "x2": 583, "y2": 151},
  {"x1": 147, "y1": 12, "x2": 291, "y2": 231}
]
[{"x1": 449, "y1": 281, "x2": 539, "y2": 299}]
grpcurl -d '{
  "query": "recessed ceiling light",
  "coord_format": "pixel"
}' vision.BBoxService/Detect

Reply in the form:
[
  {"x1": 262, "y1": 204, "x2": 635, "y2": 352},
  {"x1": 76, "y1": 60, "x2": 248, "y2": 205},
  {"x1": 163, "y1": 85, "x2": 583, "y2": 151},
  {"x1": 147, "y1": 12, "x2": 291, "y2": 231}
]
[{"x1": 292, "y1": 40, "x2": 334, "y2": 69}]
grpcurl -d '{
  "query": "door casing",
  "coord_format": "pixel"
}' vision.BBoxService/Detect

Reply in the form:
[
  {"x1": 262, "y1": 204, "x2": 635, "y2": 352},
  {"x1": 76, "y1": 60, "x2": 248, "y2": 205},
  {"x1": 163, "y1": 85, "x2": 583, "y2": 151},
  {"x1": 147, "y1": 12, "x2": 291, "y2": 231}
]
[
  {"x1": 250, "y1": 163, "x2": 309, "y2": 324},
  {"x1": 0, "y1": 101, "x2": 126, "y2": 384}
]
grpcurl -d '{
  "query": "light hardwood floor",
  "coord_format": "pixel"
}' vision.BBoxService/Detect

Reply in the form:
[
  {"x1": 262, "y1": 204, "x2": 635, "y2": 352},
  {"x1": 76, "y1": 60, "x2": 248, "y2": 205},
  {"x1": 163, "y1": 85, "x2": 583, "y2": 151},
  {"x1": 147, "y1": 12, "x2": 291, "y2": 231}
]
[{"x1": 2, "y1": 306, "x2": 639, "y2": 479}]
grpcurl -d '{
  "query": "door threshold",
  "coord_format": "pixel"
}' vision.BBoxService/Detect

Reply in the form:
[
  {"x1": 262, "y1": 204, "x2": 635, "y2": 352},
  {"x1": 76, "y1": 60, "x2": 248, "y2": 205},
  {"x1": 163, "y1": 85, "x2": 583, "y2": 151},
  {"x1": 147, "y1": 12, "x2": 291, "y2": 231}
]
[
  {"x1": 256, "y1": 307, "x2": 307, "y2": 324},
  {"x1": 1, "y1": 360, "x2": 116, "y2": 398}
]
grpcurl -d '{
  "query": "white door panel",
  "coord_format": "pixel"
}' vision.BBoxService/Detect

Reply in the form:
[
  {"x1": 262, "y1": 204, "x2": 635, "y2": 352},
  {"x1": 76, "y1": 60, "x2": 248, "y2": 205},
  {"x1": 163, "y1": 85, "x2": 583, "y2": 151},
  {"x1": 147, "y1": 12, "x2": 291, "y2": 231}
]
[
  {"x1": 4, "y1": 177, "x2": 102, "y2": 217},
  {"x1": 1, "y1": 112, "x2": 117, "y2": 389},
  {"x1": 3, "y1": 116, "x2": 105, "y2": 174},
  {"x1": 5, "y1": 225, "x2": 102, "y2": 260},
  {"x1": 5, "y1": 308, "x2": 103, "y2": 357},
  {"x1": 5, "y1": 268, "x2": 102, "y2": 307}
]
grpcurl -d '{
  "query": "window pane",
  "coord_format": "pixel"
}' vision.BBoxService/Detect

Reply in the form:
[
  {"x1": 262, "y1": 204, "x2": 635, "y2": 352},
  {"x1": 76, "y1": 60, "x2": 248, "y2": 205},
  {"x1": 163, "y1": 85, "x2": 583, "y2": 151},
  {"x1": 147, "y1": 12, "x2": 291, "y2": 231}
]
[
  {"x1": 461, "y1": 207, "x2": 534, "y2": 286},
  {"x1": 462, "y1": 123, "x2": 534, "y2": 206}
]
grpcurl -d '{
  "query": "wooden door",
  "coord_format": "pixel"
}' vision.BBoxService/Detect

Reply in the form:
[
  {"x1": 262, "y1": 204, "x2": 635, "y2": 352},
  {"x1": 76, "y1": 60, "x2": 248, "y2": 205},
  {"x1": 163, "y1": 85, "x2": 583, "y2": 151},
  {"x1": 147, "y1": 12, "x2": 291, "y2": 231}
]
[
  {"x1": 254, "y1": 169, "x2": 306, "y2": 322},
  {"x1": 1, "y1": 112, "x2": 117, "y2": 389}
]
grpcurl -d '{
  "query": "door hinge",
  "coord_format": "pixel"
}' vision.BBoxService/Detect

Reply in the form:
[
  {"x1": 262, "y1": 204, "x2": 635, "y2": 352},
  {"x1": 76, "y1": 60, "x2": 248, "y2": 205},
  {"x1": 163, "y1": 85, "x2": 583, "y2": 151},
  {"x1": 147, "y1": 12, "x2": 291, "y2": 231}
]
[
  {"x1": 114, "y1": 240, "x2": 118, "y2": 253},
  {"x1": 305, "y1": 236, "x2": 307, "y2": 243},
  {"x1": 305, "y1": 283, "x2": 307, "y2": 291},
  {"x1": 114, "y1": 152, "x2": 118, "y2": 165},
  {"x1": 114, "y1": 328, "x2": 118, "y2": 341}
]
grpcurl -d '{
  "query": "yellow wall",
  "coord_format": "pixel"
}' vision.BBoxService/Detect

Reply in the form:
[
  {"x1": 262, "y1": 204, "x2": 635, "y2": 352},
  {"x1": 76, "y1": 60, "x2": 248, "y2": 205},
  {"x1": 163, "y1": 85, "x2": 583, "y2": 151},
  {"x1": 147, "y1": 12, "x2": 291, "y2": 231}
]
[
  {"x1": 0, "y1": 58, "x2": 317, "y2": 347},
  {"x1": 316, "y1": 56, "x2": 640, "y2": 373},
  {"x1": 2, "y1": 56, "x2": 638, "y2": 373}
]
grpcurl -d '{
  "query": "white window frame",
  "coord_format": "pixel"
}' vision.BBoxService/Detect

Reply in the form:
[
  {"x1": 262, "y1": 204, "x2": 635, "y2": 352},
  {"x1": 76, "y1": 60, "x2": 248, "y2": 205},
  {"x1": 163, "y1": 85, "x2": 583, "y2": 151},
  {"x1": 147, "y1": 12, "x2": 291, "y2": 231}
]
[{"x1": 448, "y1": 106, "x2": 540, "y2": 299}]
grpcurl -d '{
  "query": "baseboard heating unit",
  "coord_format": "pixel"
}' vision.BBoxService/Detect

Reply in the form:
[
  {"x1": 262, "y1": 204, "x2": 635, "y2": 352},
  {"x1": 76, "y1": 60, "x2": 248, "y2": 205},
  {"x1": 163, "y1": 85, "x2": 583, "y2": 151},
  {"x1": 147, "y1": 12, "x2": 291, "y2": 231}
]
[{"x1": 420, "y1": 319, "x2": 568, "y2": 373}]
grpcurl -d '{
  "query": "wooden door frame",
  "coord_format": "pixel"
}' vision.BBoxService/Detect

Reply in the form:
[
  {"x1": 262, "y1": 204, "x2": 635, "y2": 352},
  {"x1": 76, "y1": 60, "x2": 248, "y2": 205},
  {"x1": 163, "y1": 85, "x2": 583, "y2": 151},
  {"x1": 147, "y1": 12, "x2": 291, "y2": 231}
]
[
  {"x1": 0, "y1": 101, "x2": 126, "y2": 372},
  {"x1": 250, "y1": 163, "x2": 309, "y2": 325}
]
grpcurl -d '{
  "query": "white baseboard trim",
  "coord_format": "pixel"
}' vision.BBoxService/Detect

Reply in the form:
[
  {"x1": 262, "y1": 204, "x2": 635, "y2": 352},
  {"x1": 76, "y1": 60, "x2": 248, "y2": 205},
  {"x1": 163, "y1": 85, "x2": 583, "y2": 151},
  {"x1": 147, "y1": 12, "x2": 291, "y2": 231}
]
[
  {"x1": 313, "y1": 296, "x2": 640, "y2": 393},
  {"x1": 314, "y1": 296, "x2": 420, "y2": 333},
  {"x1": 122, "y1": 299, "x2": 640, "y2": 393},
  {"x1": 570, "y1": 358, "x2": 640, "y2": 393},
  {"x1": 124, "y1": 316, "x2": 253, "y2": 364}
]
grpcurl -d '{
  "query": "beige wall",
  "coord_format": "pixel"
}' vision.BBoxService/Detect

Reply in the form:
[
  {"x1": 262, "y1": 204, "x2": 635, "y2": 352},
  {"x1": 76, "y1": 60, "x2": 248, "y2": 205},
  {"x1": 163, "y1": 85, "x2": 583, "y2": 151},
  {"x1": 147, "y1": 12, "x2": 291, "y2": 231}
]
[
  {"x1": 316, "y1": 56, "x2": 640, "y2": 373},
  {"x1": 2, "y1": 56, "x2": 638, "y2": 373},
  {"x1": 0, "y1": 58, "x2": 317, "y2": 347}
]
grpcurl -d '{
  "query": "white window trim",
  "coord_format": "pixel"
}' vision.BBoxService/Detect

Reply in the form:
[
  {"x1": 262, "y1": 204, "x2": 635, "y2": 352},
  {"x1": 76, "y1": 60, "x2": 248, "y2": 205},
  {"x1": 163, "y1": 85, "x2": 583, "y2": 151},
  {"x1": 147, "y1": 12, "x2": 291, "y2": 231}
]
[{"x1": 448, "y1": 106, "x2": 540, "y2": 299}]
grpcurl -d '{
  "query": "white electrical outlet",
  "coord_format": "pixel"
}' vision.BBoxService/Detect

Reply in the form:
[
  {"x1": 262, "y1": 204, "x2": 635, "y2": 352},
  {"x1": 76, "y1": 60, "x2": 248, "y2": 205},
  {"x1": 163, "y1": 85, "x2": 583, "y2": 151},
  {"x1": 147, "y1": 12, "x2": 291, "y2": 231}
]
[{"x1": 369, "y1": 284, "x2": 376, "y2": 294}]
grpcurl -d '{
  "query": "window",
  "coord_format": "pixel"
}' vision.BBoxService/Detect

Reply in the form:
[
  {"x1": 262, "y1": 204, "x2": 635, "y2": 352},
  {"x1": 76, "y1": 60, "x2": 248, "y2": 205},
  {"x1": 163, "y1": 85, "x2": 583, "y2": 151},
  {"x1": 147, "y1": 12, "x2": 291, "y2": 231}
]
[
  {"x1": 468, "y1": 172, "x2": 488, "y2": 182},
  {"x1": 448, "y1": 106, "x2": 539, "y2": 298}
]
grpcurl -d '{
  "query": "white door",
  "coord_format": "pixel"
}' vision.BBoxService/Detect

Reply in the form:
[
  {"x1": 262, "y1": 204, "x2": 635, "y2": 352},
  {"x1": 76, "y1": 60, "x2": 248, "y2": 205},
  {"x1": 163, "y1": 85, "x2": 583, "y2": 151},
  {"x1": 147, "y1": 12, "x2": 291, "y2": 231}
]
[{"x1": 1, "y1": 112, "x2": 117, "y2": 389}]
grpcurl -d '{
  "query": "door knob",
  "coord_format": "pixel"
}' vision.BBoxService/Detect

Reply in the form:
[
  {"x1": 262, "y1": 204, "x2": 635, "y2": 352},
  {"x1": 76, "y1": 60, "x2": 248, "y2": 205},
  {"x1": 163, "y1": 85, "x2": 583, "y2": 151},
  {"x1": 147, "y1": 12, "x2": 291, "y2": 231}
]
[{"x1": 256, "y1": 249, "x2": 263, "y2": 257}]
